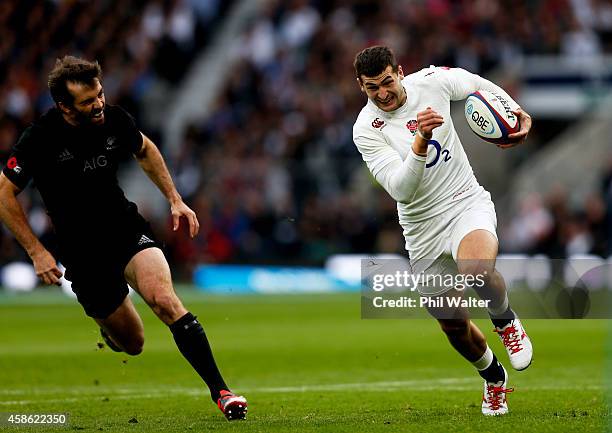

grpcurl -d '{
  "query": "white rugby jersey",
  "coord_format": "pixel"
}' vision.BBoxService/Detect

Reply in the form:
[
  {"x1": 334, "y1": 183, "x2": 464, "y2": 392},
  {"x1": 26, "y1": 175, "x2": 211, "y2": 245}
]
[{"x1": 353, "y1": 66, "x2": 519, "y2": 256}]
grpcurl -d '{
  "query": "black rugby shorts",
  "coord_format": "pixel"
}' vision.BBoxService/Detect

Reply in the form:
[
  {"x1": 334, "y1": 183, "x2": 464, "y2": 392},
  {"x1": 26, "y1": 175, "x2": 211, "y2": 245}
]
[{"x1": 60, "y1": 213, "x2": 163, "y2": 319}]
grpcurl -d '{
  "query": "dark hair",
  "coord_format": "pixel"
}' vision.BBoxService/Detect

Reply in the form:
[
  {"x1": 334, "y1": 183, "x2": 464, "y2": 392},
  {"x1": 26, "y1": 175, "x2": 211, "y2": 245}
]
[
  {"x1": 353, "y1": 46, "x2": 398, "y2": 79},
  {"x1": 48, "y1": 56, "x2": 102, "y2": 106}
]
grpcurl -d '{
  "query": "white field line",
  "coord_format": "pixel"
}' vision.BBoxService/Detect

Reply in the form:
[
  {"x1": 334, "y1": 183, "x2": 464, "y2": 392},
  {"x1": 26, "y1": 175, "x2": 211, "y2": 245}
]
[
  {"x1": 0, "y1": 377, "x2": 475, "y2": 399},
  {"x1": 0, "y1": 378, "x2": 604, "y2": 406}
]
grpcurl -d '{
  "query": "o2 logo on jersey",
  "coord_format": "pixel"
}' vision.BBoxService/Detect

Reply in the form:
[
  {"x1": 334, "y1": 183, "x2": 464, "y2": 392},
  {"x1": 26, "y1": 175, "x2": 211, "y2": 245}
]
[{"x1": 426, "y1": 140, "x2": 451, "y2": 168}]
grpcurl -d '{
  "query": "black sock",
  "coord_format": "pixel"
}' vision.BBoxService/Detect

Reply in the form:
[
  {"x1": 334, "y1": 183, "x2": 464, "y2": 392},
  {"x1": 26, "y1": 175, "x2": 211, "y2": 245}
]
[
  {"x1": 170, "y1": 312, "x2": 228, "y2": 402},
  {"x1": 490, "y1": 307, "x2": 515, "y2": 329},
  {"x1": 478, "y1": 354, "x2": 505, "y2": 383}
]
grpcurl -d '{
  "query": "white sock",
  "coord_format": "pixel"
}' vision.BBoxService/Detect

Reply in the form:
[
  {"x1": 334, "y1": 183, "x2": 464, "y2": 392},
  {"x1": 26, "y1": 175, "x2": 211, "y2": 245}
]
[
  {"x1": 487, "y1": 293, "x2": 509, "y2": 317},
  {"x1": 472, "y1": 346, "x2": 494, "y2": 371}
]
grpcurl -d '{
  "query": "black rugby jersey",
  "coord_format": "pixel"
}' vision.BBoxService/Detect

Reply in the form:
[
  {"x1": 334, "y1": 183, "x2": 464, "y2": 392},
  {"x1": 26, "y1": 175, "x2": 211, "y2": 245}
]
[{"x1": 2, "y1": 105, "x2": 144, "y2": 238}]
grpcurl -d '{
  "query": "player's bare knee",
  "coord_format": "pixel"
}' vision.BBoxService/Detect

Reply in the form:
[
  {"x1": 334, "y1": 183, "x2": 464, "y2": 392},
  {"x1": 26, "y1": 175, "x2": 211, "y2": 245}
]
[
  {"x1": 459, "y1": 260, "x2": 494, "y2": 284},
  {"x1": 124, "y1": 333, "x2": 145, "y2": 356},
  {"x1": 125, "y1": 343, "x2": 143, "y2": 356}
]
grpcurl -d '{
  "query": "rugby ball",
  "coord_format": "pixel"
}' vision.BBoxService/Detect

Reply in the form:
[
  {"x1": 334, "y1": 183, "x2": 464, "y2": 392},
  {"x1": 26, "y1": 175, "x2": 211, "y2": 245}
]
[{"x1": 464, "y1": 90, "x2": 519, "y2": 144}]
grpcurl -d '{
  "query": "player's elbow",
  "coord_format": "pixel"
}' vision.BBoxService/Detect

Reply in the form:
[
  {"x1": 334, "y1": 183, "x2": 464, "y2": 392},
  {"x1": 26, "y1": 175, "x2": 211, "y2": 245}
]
[
  {"x1": 381, "y1": 171, "x2": 421, "y2": 204},
  {"x1": 394, "y1": 193, "x2": 415, "y2": 204},
  {"x1": 387, "y1": 181, "x2": 417, "y2": 204}
]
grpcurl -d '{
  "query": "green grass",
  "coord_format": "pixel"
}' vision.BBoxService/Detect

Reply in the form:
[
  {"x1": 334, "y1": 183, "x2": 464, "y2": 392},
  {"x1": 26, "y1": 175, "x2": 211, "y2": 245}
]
[{"x1": 0, "y1": 288, "x2": 609, "y2": 432}]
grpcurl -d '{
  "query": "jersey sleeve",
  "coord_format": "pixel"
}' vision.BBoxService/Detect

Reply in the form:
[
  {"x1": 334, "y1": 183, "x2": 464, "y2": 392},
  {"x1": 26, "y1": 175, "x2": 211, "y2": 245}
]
[
  {"x1": 433, "y1": 67, "x2": 521, "y2": 110},
  {"x1": 353, "y1": 123, "x2": 426, "y2": 204},
  {"x1": 115, "y1": 106, "x2": 144, "y2": 153},
  {"x1": 2, "y1": 126, "x2": 37, "y2": 190}
]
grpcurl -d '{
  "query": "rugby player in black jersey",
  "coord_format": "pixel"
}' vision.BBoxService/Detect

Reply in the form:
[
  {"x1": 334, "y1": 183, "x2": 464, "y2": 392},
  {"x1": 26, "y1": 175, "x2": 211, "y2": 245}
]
[{"x1": 0, "y1": 56, "x2": 247, "y2": 421}]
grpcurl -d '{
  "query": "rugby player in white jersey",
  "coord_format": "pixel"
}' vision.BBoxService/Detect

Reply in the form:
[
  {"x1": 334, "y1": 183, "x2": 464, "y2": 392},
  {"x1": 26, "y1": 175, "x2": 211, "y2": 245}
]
[{"x1": 352, "y1": 46, "x2": 533, "y2": 416}]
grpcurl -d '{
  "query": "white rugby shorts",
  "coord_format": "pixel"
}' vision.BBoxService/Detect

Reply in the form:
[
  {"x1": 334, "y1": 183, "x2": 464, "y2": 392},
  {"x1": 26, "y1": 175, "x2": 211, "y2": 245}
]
[{"x1": 407, "y1": 190, "x2": 498, "y2": 296}]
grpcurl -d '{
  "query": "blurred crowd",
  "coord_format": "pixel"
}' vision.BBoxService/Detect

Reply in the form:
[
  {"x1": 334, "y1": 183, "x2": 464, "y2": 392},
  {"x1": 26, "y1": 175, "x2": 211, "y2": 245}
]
[
  {"x1": 0, "y1": 0, "x2": 229, "y2": 132},
  {"x1": 502, "y1": 161, "x2": 612, "y2": 258},
  {"x1": 0, "y1": 0, "x2": 230, "y2": 271},
  {"x1": 1, "y1": 0, "x2": 612, "y2": 278}
]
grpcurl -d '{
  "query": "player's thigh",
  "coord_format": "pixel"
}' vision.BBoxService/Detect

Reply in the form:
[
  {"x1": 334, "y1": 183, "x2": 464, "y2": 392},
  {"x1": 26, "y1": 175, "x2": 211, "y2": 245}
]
[
  {"x1": 450, "y1": 196, "x2": 498, "y2": 274},
  {"x1": 65, "y1": 256, "x2": 135, "y2": 320},
  {"x1": 456, "y1": 229, "x2": 498, "y2": 277},
  {"x1": 94, "y1": 295, "x2": 144, "y2": 349},
  {"x1": 124, "y1": 247, "x2": 186, "y2": 324},
  {"x1": 457, "y1": 229, "x2": 498, "y2": 261}
]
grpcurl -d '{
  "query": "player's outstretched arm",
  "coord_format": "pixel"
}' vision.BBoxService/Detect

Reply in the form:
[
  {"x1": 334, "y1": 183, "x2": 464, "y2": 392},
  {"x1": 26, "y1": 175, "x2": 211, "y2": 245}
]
[
  {"x1": 133, "y1": 133, "x2": 200, "y2": 238},
  {"x1": 0, "y1": 173, "x2": 62, "y2": 285}
]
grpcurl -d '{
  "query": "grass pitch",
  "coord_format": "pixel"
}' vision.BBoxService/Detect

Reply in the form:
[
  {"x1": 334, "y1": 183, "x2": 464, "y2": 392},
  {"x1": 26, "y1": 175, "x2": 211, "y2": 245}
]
[{"x1": 0, "y1": 288, "x2": 609, "y2": 432}]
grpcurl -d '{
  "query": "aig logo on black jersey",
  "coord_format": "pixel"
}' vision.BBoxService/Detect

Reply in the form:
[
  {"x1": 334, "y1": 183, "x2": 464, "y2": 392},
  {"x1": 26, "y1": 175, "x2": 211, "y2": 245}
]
[{"x1": 84, "y1": 155, "x2": 108, "y2": 172}]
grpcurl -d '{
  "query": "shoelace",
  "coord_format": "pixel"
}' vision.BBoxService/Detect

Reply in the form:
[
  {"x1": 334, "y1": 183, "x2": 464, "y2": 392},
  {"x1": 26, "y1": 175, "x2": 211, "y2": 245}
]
[
  {"x1": 494, "y1": 324, "x2": 523, "y2": 354},
  {"x1": 484, "y1": 385, "x2": 514, "y2": 411}
]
